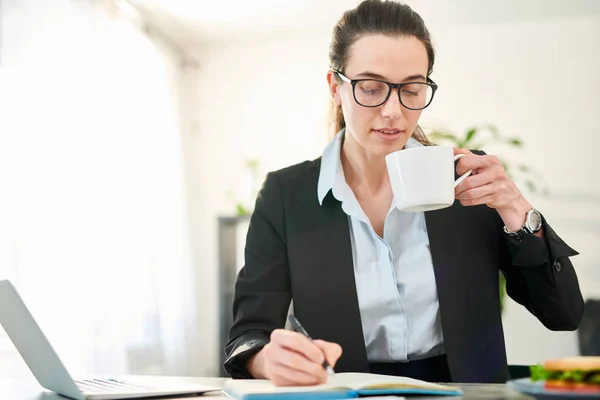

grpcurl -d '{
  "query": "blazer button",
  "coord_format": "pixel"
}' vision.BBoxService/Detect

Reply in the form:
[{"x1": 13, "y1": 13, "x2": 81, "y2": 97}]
[{"x1": 553, "y1": 260, "x2": 562, "y2": 272}]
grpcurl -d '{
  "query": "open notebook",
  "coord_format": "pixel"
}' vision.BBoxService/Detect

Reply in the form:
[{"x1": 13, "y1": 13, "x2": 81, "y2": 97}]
[{"x1": 223, "y1": 372, "x2": 462, "y2": 399}]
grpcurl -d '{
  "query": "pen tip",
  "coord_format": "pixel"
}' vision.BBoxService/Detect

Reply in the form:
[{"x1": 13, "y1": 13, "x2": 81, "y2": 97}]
[{"x1": 326, "y1": 365, "x2": 336, "y2": 377}]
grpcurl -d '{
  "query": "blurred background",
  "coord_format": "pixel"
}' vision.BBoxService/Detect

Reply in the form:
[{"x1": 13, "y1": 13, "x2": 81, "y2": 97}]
[{"x1": 0, "y1": 0, "x2": 599, "y2": 379}]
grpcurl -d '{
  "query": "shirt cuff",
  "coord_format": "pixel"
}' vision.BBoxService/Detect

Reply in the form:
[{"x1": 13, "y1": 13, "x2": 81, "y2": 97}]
[{"x1": 224, "y1": 338, "x2": 269, "y2": 379}]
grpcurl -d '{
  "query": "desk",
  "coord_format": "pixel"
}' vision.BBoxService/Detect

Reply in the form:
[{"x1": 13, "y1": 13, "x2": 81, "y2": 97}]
[
  {"x1": 1, "y1": 351, "x2": 533, "y2": 400},
  {"x1": 0, "y1": 375, "x2": 536, "y2": 400}
]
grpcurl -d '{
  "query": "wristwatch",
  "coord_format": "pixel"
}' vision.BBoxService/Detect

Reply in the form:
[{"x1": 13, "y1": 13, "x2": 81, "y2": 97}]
[{"x1": 503, "y1": 208, "x2": 543, "y2": 241}]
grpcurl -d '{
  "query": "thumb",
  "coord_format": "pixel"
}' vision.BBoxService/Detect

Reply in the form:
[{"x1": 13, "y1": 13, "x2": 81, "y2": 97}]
[{"x1": 313, "y1": 340, "x2": 343, "y2": 367}]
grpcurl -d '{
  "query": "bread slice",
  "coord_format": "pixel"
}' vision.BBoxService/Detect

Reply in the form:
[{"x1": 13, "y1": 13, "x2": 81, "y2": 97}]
[{"x1": 543, "y1": 357, "x2": 600, "y2": 372}]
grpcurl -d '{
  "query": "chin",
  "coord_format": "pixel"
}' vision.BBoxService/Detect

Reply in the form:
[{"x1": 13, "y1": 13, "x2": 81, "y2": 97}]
[
  {"x1": 377, "y1": 137, "x2": 408, "y2": 152},
  {"x1": 351, "y1": 128, "x2": 409, "y2": 156},
  {"x1": 371, "y1": 142, "x2": 405, "y2": 158}
]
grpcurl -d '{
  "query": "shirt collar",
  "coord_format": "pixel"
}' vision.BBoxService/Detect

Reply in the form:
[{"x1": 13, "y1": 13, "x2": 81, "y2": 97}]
[
  {"x1": 317, "y1": 129, "x2": 344, "y2": 205},
  {"x1": 317, "y1": 129, "x2": 425, "y2": 206}
]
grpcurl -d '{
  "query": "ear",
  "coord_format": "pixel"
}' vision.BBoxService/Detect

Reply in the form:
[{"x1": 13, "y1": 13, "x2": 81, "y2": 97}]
[{"x1": 327, "y1": 70, "x2": 342, "y2": 106}]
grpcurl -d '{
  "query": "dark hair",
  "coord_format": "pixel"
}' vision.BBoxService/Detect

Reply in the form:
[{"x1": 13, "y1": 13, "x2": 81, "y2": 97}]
[{"x1": 329, "y1": 0, "x2": 434, "y2": 145}]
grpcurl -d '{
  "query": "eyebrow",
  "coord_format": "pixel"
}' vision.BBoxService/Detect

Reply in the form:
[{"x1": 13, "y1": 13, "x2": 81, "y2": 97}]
[{"x1": 356, "y1": 71, "x2": 427, "y2": 82}]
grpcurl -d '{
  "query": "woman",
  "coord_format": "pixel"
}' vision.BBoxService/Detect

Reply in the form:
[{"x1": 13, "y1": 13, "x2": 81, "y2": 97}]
[{"x1": 224, "y1": 0, "x2": 583, "y2": 385}]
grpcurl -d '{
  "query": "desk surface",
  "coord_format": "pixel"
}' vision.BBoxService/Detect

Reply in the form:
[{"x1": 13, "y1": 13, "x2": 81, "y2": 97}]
[
  {"x1": 0, "y1": 352, "x2": 534, "y2": 400},
  {"x1": 0, "y1": 378, "x2": 536, "y2": 400},
  {"x1": 1, "y1": 375, "x2": 536, "y2": 400}
]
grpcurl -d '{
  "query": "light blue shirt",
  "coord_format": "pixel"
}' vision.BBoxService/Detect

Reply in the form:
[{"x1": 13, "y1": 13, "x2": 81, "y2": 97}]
[{"x1": 317, "y1": 130, "x2": 445, "y2": 362}]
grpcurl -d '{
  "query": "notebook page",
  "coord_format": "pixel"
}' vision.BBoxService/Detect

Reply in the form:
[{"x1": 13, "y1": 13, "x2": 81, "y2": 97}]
[{"x1": 332, "y1": 372, "x2": 459, "y2": 391}]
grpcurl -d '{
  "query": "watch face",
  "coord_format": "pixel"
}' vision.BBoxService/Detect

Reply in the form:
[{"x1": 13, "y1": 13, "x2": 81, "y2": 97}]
[{"x1": 527, "y1": 209, "x2": 542, "y2": 232}]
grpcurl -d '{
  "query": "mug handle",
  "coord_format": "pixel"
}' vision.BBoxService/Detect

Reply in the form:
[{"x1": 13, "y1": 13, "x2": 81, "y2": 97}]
[{"x1": 453, "y1": 154, "x2": 473, "y2": 188}]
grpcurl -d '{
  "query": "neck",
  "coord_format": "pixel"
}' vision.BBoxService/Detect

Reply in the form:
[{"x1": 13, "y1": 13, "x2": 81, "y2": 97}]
[{"x1": 341, "y1": 133, "x2": 390, "y2": 194}]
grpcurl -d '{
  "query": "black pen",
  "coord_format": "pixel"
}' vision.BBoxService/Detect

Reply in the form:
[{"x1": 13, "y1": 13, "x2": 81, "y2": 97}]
[{"x1": 288, "y1": 315, "x2": 336, "y2": 378}]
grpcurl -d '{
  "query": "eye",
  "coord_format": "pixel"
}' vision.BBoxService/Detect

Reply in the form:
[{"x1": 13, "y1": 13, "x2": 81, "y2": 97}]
[
  {"x1": 401, "y1": 84, "x2": 424, "y2": 97},
  {"x1": 356, "y1": 80, "x2": 387, "y2": 96},
  {"x1": 362, "y1": 88, "x2": 383, "y2": 95}
]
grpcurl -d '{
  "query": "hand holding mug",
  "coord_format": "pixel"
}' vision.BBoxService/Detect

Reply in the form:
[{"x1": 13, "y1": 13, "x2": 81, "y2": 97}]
[
  {"x1": 454, "y1": 148, "x2": 527, "y2": 210},
  {"x1": 453, "y1": 148, "x2": 535, "y2": 232}
]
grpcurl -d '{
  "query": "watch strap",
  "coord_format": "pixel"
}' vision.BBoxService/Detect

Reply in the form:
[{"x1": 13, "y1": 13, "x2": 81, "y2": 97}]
[
  {"x1": 503, "y1": 225, "x2": 525, "y2": 241},
  {"x1": 503, "y1": 208, "x2": 541, "y2": 240}
]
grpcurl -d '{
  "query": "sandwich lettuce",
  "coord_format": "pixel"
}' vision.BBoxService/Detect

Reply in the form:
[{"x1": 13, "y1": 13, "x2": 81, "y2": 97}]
[{"x1": 530, "y1": 364, "x2": 600, "y2": 385}]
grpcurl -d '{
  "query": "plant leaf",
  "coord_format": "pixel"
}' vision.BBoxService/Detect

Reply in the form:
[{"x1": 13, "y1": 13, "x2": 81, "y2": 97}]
[
  {"x1": 507, "y1": 138, "x2": 523, "y2": 147},
  {"x1": 464, "y1": 128, "x2": 478, "y2": 144},
  {"x1": 246, "y1": 160, "x2": 259, "y2": 168},
  {"x1": 236, "y1": 204, "x2": 250, "y2": 216},
  {"x1": 499, "y1": 272, "x2": 506, "y2": 314}
]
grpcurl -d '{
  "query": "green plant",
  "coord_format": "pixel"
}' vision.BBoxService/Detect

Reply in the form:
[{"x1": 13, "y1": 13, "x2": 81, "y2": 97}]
[
  {"x1": 236, "y1": 204, "x2": 251, "y2": 216},
  {"x1": 234, "y1": 159, "x2": 261, "y2": 217},
  {"x1": 427, "y1": 124, "x2": 547, "y2": 314},
  {"x1": 428, "y1": 124, "x2": 548, "y2": 195},
  {"x1": 499, "y1": 273, "x2": 507, "y2": 314}
]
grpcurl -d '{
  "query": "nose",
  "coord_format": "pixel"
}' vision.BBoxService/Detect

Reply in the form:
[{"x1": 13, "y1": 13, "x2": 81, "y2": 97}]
[{"x1": 380, "y1": 88, "x2": 403, "y2": 119}]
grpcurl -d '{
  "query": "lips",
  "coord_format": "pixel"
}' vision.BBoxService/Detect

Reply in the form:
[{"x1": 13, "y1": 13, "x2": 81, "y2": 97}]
[
  {"x1": 373, "y1": 129, "x2": 402, "y2": 135},
  {"x1": 372, "y1": 128, "x2": 405, "y2": 141}
]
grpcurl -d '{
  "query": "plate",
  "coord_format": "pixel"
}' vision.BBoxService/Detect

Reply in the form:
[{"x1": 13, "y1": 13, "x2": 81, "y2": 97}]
[{"x1": 507, "y1": 378, "x2": 600, "y2": 399}]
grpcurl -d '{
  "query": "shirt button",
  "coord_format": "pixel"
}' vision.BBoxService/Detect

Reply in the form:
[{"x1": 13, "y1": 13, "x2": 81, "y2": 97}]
[{"x1": 553, "y1": 260, "x2": 562, "y2": 272}]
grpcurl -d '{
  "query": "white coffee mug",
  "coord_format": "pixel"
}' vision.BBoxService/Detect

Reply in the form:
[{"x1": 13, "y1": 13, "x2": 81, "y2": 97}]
[{"x1": 385, "y1": 146, "x2": 472, "y2": 212}]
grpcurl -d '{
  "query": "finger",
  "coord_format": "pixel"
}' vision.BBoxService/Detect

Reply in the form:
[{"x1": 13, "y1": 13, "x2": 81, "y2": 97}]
[
  {"x1": 456, "y1": 154, "x2": 500, "y2": 176},
  {"x1": 262, "y1": 342, "x2": 327, "y2": 385},
  {"x1": 455, "y1": 172, "x2": 495, "y2": 197},
  {"x1": 459, "y1": 192, "x2": 502, "y2": 208},
  {"x1": 313, "y1": 340, "x2": 343, "y2": 367},
  {"x1": 456, "y1": 181, "x2": 500, "y2": 201},
  {"x1": 270, "y1": 330, "x2": 325, "y2": 364},
  {"x1": 455, "y1": 154, "x2": 481, "y2": 176},
  {"x1": 269, "y1": 363, "x2": 327, "y2": 386},
  {"x1": 268, "y1": 344, "x2": 328, "y2": 380}
]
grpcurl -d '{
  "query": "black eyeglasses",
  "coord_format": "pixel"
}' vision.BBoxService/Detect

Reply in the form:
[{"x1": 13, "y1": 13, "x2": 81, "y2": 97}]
[{"x1": 334, "y1": 70, "x2": 438, "y2": 110}]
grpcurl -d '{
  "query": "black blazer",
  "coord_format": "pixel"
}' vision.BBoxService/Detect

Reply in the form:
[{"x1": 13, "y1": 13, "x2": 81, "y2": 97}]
[{"x1": 224, "y1": 156, "x2": 583, "y2": 383}]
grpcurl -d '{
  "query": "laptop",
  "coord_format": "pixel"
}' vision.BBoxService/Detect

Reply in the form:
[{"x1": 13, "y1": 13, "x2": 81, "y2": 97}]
[{"x1": 0, "y1": 279, "x2": 221, "y2": 399}]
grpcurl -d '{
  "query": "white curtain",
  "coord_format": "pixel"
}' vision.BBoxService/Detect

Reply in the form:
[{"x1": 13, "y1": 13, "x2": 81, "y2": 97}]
[{"x1": 0, "y1": 0, "x2": 199, "y2": 376}]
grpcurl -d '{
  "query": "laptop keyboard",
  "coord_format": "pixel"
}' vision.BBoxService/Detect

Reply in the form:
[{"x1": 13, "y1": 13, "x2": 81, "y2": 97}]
[{"x1": 74, "y1": 378, "x2": 155, "y2": 393}]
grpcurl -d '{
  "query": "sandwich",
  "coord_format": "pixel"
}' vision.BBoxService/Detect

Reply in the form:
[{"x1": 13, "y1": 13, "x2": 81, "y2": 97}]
[{"x1": 530, "y1": 356, "x2": 600, "y2": 393}]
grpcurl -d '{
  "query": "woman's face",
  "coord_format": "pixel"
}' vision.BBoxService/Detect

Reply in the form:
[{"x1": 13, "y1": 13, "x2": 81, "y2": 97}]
[{"x1": 328, "y1": 34, "x2": 430, "y2": 158}]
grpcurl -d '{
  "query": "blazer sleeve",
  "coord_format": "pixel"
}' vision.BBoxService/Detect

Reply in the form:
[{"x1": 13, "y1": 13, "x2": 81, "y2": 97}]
[
  {"x1": 495, "y1": 211, "x2": 584, "y2": 331},
  {"x1": 223, "y1": 172, "x2": 292, "y2": 378}
]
